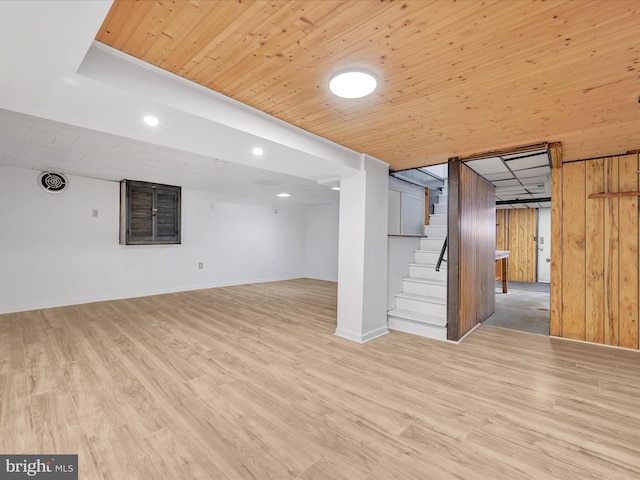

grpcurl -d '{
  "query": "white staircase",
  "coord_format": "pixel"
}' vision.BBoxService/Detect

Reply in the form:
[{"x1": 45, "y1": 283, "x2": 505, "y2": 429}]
[{"x1": 388, "y1": 183, "x2": 448, "y2": 340}]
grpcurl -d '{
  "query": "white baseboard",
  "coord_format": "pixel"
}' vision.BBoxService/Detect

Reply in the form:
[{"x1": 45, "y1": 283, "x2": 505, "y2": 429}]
[
  {"x1": 0, "y1": 275, "x2": 303, "y2": 315},
  {"x1": 335, "y1": 325, "x2": 389, "y2": 344},
  {"x1": 303, "y1": 274, "x2": 338, "y2": 282}
]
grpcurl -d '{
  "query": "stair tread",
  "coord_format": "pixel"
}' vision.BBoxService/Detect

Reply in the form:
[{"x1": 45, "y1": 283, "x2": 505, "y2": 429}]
[
  {"x1": 403, "y1": 276, "x2": 447, "y2": 285},
  {"x1": 387, "y1": 309, "x2": 447, "y2": 326},
  {"x1": 409, "y1": 262, "x2": 448, "y2": 270},
  {"x1": 395, "y1": 292, "x2": 447, "y2": 304},
  {"x1": 414, "y1": 249, "x2": 447, "y2": 253}
]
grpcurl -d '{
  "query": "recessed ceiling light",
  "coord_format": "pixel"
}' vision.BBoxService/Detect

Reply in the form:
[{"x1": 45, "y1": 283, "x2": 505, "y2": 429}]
[
  {"x1": 144, "y1": 115, "x2": 159, "y2": 126},
  {"x1": 329, "y1": 69, "x2": 377, "y2": 98},
  {"x1": 331, "y1": 187, "x2": 341, "y2": 191},
  {"x1": 252, "y1": 147, "x2": 263, "y2": 156},
  {"x1": 276, "y1": 193, "x2": 291, "y2": 198}
]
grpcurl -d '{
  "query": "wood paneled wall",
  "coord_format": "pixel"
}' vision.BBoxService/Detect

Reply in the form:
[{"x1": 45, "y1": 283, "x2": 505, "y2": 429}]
[
  {"x1": 448, "y1": 160, "x2": 496, "y2": 341},
  {"x1": 496, "y1": 210, "x2": 508, "y2": 251},
  {"x1": 551, "y1": 153, "x2": 639, "y2": 350},
  {"x1": 495, "y1": 209, "x2": 537, "y2": 282}
]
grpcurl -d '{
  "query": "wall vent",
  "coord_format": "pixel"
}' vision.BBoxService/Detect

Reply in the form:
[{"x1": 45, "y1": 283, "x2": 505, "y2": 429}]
[{"x1": 38, "y1": 172, "x2": 68, "y2": 193}]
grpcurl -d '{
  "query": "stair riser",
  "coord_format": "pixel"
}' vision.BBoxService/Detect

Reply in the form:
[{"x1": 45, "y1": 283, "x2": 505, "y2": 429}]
[
  {"x1": 415, "y1": 251, "x2": 443, "y2": 264},
  {"x1": 437, "y1": 195, "x2": 448, "y2": 205},
  {"x1": 424, "y1": 225, "x2": 447, "y2": 237},
  {"x1": 403, "y1": 281, "x2": 447, "y2": 298},
  {"x1": 409, "y1": 265, "x2": 448, "y2": 281},
  {"x1": 428, "y1": 215, "x2": 447, "y2": 226},
  {"x1": 434, "y1": 204, "x2": 448, "y2": 215},
  {"x1": 420, "y1": 238, "x2": 444, "y2": 251},
  {"x1": 388, "y1": 316, "x2": 447, "y2": 340},
  {"x1": 395, "y1": 297, "x2": 446, "y2": 316}
]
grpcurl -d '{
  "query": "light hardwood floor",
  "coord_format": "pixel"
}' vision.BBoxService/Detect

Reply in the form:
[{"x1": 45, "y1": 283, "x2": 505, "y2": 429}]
[{"x1": 1, "y1": 279, "x2": 639, "y2": 479}]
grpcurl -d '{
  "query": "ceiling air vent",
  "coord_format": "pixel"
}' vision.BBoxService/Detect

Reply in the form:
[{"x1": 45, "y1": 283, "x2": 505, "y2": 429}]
[{"x1": 38, "y1": 171, "x2": 68, "y2": 193}]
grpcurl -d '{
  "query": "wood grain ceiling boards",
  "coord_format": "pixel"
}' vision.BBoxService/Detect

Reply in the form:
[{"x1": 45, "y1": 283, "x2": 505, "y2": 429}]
[{"x1": 96, "y1": 0, "x2": 640, "y2": 171}]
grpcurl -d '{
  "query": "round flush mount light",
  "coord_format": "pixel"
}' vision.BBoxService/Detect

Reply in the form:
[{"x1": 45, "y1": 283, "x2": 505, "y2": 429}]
[
  {"x1": 252, "y1": 147, "x2": 264, "y2": 156},
  {"x1": 143, "y1": 115, "x2": 159, "y2": 126},
  {"x1": 329, "y1": 69, "x2": 378, "y2": 98},
  {"x1": 276, "y1": 193, "x2": 291, "y2": 198}
]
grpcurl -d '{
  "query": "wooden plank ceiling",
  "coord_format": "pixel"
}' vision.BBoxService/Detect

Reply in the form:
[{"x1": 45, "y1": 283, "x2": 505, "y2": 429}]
[{"x1": 96, "y1": 0, "x2": 640, "y2": 171}]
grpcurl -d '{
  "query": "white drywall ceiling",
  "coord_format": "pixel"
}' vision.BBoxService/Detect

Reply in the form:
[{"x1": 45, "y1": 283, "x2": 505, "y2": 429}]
[{"x1": 0, "y1": 1, "x2": 369, "y2": 203}]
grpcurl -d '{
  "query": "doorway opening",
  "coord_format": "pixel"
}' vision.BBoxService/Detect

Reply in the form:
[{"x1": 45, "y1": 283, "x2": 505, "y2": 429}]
[
  {"x1": 388, "y1": 143, "x2": 556, "y2": 339},
  {"x1": 463, "y1": 148, "x2": 552, "y2": 335}
]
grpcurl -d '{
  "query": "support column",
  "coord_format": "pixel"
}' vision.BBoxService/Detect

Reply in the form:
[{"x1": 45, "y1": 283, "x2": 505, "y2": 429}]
[{"x1": 335, "y1": 154, "x2": 389, "y2": 343}]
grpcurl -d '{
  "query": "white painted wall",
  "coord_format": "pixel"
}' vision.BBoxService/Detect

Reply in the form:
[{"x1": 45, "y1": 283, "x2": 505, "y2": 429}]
[
  {"x1": 388, "y1": 176, "x2": 425, "y2": 235},
  {"x1": 387, "y1": 236, "x2": 421, "y2": 310},
  {"x1": 0, "y1": 166, "x2": 306, "y2": 314},
  {"x1": 304, "y1": 203, "x2": 339, "y2": 282}
]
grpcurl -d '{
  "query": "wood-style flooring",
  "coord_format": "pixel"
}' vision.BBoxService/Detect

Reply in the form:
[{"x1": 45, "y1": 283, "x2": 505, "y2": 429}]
[{"x1": 1, "y1": 279, "x2": 639, "y2": 479}]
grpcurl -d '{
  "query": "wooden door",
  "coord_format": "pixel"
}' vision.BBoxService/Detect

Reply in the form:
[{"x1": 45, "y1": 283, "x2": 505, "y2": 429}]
[
  {"x1": 507, "y1": 209, "x2": 537, "y2": 282},
  {"x1": 447, "y1": 160, "x2": 496, "y2": 341}
]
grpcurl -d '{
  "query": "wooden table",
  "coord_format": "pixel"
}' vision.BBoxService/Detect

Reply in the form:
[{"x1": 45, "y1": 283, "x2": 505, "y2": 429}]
[{"x1": 495, "y1": 250, "x2": 510, "y2": 293}]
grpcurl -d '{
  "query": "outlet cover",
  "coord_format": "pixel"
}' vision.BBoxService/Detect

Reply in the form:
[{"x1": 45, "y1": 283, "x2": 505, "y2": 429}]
[{"x1": 198, "y1": 262, "x2": 203, "y2": 269}]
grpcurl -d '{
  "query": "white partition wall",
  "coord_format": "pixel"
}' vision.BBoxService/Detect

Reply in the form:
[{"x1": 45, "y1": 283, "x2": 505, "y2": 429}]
[
  {"x1": 387, "y1": 176, "x2": 425, "y2": 235},
  {"x1": 336, "y1": 154, "x2": 390, "y2": 343}
]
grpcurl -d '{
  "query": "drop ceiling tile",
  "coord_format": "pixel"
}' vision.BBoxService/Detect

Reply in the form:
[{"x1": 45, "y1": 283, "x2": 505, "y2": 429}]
[
  {"x1": 465, "y1": 156, "x2": 510, "y2": 175},
  {"x1": 519, "y1": 176, "x2": 549, "y2": 186},
  {"x1": 504, "y1": 153, "x2": 550, "y2": 170},
  {"x1": 484, "y1": 172, "x2": 514, "y2": 181},
  {"x1": 530, "y1": 192, "x2": 551, "y2": 200},
  {"x1": 497, "y1": 194, "x2": 527, "y2": 200},
  {"x1": 493, "y1": 178, "x2": 521, "y2": 187},
  {"x1": 496, "y1": 185, "x2": 527, "y2": 193},
  {"x1": 514, "y1": 166, "x2": 551, "y2": 179},
  {"x1": 503, "y1": 192, "x2": 535, "y2": 199}
]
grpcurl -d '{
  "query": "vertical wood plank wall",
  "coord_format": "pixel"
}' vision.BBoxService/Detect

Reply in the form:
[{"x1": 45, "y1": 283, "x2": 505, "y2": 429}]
[
  {"x1": 496, "y1": 210, "x2": 508, "y2": 251},
  {"x1": 448, "y1": 160, "x2": 496, "y2": 341},
  {"x1": 495, "y1": 209, "x2": 537, "y2": 282},
  {"x1": 551, "y1": 153, "x2": 639, "y2": 349}
]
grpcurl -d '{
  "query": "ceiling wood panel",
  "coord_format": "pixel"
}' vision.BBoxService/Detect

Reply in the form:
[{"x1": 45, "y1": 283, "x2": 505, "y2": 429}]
[{"x1": 96, "y1": 0, "x2": 640, "y2": 170}]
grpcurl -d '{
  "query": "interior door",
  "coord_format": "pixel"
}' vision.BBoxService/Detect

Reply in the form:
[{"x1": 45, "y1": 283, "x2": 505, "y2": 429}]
[{"x1": 537, "y1": 207, "x2": 551, "y2": 283}]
